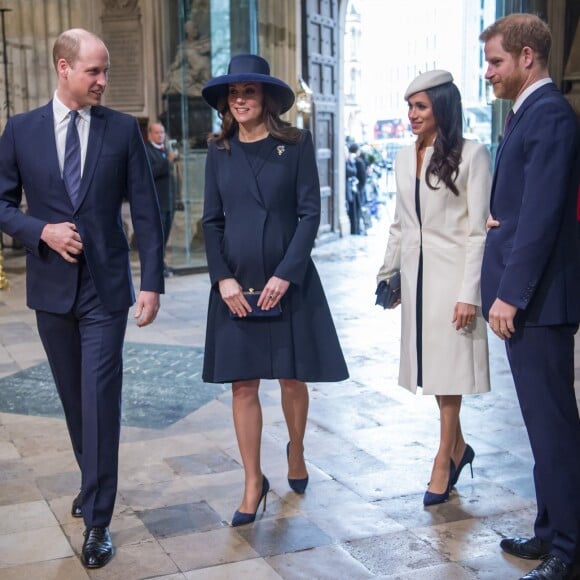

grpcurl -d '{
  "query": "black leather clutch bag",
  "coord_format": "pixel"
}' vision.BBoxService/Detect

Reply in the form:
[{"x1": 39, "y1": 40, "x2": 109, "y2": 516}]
[
  {"x1": 230, "y1": 289, "x2": 282, "y2": 319},
  {"x1": 375, "y1": 271, "x2": 401, "y2": 309}
]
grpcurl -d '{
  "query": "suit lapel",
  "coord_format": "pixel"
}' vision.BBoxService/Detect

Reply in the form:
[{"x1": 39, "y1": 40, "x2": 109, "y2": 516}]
[
  {"x1": 36, "y1": 103, "x2": 64, "y2": 193},
  {"x1": 75, "y1": 106, "x2": 106, "y2": 209},
  {"x1": 491, "y1": 83, "x2": 557, "y2": 206},
  {"x1": 494, "y1": 83, "x2": 556, "y2": 170}
]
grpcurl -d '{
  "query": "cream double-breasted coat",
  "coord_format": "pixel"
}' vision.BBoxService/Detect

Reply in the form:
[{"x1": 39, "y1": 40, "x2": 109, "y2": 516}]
[{"x1": 378, "y1": 139, "x2": 491, "y2": 395}]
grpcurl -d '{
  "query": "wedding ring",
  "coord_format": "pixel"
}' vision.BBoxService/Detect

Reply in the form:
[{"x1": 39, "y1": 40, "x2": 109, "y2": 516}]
[{"x1": 269, "y1": 294, "x2": 275, "y2": 300}]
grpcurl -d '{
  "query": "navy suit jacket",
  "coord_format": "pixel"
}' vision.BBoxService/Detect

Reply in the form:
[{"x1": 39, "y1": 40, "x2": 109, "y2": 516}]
[
  {"x1": 0, "y1": 102, "x2": 164, "y2": 313},
  {"x1": 145, "y1": 141, "x2": 174, "y2": 214},
  {"x1": 481, "y1": 83, "x2": 580, "y2": 326}
]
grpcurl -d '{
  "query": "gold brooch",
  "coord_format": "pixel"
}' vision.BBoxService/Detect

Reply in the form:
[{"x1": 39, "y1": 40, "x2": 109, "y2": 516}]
[{"x1": 277, "y1": 145, "x2": 285, "y2": 156}]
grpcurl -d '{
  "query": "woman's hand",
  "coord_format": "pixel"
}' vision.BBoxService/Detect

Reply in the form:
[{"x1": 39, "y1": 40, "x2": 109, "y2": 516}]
[
  {"x1": 452, "y1": 302, "x2": 476, "y2": 330},
  {"x1": 259, "y1": 276, "x2": 290, "y2": 310},
  {"x1": 218, "y1": 278, "x2": 251, "y2": 317}
]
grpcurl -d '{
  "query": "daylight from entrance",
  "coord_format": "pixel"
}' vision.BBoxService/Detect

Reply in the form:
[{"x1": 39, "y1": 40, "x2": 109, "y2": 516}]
[{"x1": 345, "y1": 0, "x2": 496, "y2": 163}]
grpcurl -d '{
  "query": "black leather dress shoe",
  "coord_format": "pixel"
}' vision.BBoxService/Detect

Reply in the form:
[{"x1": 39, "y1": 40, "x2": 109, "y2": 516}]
[
  {"x1": 71, "y1": 493, "x2": 82, "y2": 518},
  {"x1": 519, "y1": 555, "x2": 572, "y2": 579},
  {"x1": 501, "y1": 536, "x2": 552, "y2": 560},
  {"x1": 81, "y1": 527, "x2": 114, "y2": 569}
]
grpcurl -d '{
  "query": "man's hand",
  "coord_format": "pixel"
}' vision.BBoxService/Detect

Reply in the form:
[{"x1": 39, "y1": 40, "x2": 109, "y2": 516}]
[
  {"x1": 40, "y1": 223, "x2": 83, "y2": 262},
  {"x1": 134, "y1": 291, "x2": 160, "y2": 327},
  {"x1": 488, "y1": 298, "x2": 517, "y2": 340}
]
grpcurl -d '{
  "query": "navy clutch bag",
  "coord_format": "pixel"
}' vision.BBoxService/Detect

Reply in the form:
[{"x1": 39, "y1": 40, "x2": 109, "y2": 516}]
[
  {"x1": 230, "y1": 289, "x2": 282, "y2": 319},
  {"x1": 375, "y1": 271, "x2": 401, "y2": 309}
]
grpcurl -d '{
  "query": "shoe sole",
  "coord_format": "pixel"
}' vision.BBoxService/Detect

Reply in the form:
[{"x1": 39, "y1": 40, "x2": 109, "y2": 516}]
[{"x1": 81, "y1": 549, "x2": 114, "y2": 569}]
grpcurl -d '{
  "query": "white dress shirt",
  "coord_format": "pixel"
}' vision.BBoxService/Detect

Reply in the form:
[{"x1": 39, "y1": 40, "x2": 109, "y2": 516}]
[{"x1": 52, "y1": 92, "x2": 91, "y2": 178}]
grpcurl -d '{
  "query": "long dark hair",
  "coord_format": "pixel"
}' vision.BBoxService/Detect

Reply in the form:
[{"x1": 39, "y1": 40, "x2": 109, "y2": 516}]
[
  {"x1": 208, "y1": 85, "x2": 302, "y2": 151},
  {"x1": 425, "y1": 83, "x2": 464, "y2": 196}
]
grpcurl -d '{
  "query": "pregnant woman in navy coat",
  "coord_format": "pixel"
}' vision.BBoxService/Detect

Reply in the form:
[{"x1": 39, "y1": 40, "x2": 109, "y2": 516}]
[{"x1": 201, "y1": 55, "x2": 348, "y2": 526}]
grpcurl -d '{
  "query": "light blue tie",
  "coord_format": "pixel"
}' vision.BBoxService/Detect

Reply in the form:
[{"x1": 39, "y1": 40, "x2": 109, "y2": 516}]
[{"x1": 63, "y1": 110, "x2": 81, "y2": 206}]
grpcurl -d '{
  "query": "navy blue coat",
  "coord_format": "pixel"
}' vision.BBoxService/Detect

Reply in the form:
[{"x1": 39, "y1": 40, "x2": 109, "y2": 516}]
[
  {"x1": 202, "y1": 131, "x2": 348, "y2": 383},
  {"x1": 0, "y1": 103, "x2": 165, "y2": 313},
  {"x1": 481, "y1": 83, "x2": 580, "y2": 325}
]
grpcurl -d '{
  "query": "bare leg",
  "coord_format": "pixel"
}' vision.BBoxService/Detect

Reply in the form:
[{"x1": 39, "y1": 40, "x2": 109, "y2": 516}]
[
  {"x1": 452, "y1": 416, "x2": 467, "y2": 468},
  {"x1": 232, "y1": 379, "x2": 264, "y2": 513},
  {"x1": 428, "y1": 394, "x2": 463, "y2": 494},
  {"x1": 280, "y1": 379, "x2": 309, "y2": 479}
]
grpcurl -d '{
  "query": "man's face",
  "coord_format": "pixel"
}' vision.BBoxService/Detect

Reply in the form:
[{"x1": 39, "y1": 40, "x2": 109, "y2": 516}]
[
  {"x1": 484, "y1": 35, "x2": 526, "y2": 101},
  {"x1": 57, "y1": 37, "x2": 109, "y2": 109},
  {"x1": 149, "y1": 124, "x2": 166, "y2": 146}
]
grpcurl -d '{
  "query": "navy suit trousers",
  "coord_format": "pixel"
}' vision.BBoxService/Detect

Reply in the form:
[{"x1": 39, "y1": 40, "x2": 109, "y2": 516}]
[
  {"x1": 505, "y1": 324, "x2": 580, "y2": 564},
  {"x1": 36, "y1": 260, "x2": 128, "y2": 527}
]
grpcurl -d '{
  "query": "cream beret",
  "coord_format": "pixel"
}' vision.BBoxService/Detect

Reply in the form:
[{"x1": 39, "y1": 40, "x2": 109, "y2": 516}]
[{"x1": 404, "y1": 70, "x2": 454, "y2": 100}]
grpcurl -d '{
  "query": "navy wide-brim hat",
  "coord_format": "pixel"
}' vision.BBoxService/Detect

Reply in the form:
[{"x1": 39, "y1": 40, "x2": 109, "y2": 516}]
[{"x1": 201, "y1": 54, "x2": 295, "y2": 114}]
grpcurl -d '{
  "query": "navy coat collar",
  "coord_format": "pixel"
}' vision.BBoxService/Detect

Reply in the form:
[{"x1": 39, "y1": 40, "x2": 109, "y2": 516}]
[{"x1": 231, "y1": 133, "x2": 279, "y2": 207}]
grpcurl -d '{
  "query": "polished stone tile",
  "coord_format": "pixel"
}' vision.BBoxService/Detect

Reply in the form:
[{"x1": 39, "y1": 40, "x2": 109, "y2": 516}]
[
  {"x1": 0, "y1": 557, "x2": 90, "y2": 579},
  {"x1": 342, "y1": 530, "x2": 448, "y2": 576},
  {"x1": 35, "y1": 470, "x2": 80, "y2": 498},
  {"x1": 380, "y1": 562, "x2": 477, "y2": 579},
  {"x1": 0, "y1": 439, "x2": 19, "y2": 461},
  {"x1": 461, "y1": 552, "x2": 532, "y2": 579},
  {"x1": 267, "y1": 544, "x2": 374, "y2": 579},
  {"x1": 0, "y1": 527, "x2": 74, "y2": 567},
  {"x1": 0, "y1": 344, "x2": 227, "y2": 429},
  {"x1": 376, "y1": 493, "x2": 472, "y2": 530},
  {"x1": 184, "y1": 558, "x2": 283, "y2": 579},
  {"x1": 235, "y1": 515, "x2": 334, "y2": 558},
  {"x1": 159, "y1": 528, "x2": 259, "y2": 571},
  {"x1": 412, "y1": 518, "x2": 503, "y2": 562},
  {"x1": 85, "y1": 538, "x2": 179, "y2": 580},
  {"x1": 0, "y1": 500, "x2": 59, "y2": 534},
  {"x1": 0, "y1": 478, "x2": 42, "y2": 505},
  {"x1": 138, "y1": 501, "x2": 225, "y2": 538},
  {"x1": 305, "y1": 500, "x2": 405, "y2": 542},
  {"x1": 165, "y1": 450, "x2": 240, "y2": 477}
]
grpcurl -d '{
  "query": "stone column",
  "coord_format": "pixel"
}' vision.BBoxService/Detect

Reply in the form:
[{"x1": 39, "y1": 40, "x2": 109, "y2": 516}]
[
  {"x1": 100, "y1": 0, "x2": 146, "y2": 116},
  {"x1": 258, "y1": 0, "x2": 297, "y2": 123}
]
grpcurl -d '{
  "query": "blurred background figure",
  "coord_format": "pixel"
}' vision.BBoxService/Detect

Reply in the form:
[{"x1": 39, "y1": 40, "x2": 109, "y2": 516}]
[
  {"x1": 146, "y1": 121, "x2": 178, "y2": 277},
  {"x1": 346, "y1": 143, "x2": 366, "y2": 235}
]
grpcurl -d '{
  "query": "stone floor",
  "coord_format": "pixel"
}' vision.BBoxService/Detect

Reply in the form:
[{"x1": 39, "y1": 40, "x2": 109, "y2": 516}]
[{"x1": 0, "y1": 202, "x2": 579, "y2": 579}]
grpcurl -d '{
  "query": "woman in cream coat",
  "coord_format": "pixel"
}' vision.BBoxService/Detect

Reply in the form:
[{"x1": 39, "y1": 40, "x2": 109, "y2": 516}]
[{"x1": 377, "y1": 70, "x2": 491, "y2": 506}]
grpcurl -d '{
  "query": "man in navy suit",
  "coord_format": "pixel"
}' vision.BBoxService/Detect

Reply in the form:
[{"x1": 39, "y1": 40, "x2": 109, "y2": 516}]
[
  {"x1": 0, "y1": 29, "x2": 164, "y2": 568},
  {"x1": 145, "y1": 121, "x2": 177, "y2": 277},
  {"x1": 480, "y1": 14, "x2": 580, "y2": 580}
]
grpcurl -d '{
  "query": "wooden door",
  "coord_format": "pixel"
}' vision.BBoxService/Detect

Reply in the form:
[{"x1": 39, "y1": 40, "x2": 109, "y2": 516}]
[{"x1": 303, "y1": 0, "x2": 340, "y2": 239}]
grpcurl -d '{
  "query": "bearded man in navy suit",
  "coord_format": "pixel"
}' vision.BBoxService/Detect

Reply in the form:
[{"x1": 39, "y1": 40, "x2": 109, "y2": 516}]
[
  {"x1": 0, "y1": 29, "x2": 164, "y2": 568},
  {"x1": 480, "y1": 14, "x2": 580, "y2": 580}
]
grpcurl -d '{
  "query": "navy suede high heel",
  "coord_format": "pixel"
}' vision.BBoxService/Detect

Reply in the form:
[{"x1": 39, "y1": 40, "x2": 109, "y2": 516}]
[
  {"x1": 231, "y1": 475, "x2": 269, "y2": 527},
  {"x1": 286, "y1": 442, "x2": 309, "y2": 494},
  {"x1": 423, "y1": 460, "x2": 456, "y2": 507},
  {"x1": 450, "y1": 444, "x2": 475, "y2": 487}
]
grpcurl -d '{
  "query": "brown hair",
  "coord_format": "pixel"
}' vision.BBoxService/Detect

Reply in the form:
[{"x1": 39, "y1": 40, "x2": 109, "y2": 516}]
[
  {"x1": 208, "y1": 84, "x2": 302, "y2": 151},
  {"x1": 479, "y1": 13, "x2": 551, "y2": 65},
  {"x1": 52, "y1": 28, "x2": 103, "y2": 70}
]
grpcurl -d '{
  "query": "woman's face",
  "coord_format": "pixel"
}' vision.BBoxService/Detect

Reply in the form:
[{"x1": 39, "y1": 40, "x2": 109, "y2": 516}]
[
  {"x1": 407, "y1": 91, "x2": 437, "y2": 144},
  {"x1": 228, "y1": 82, "x2": 264, "y2": 127}
]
